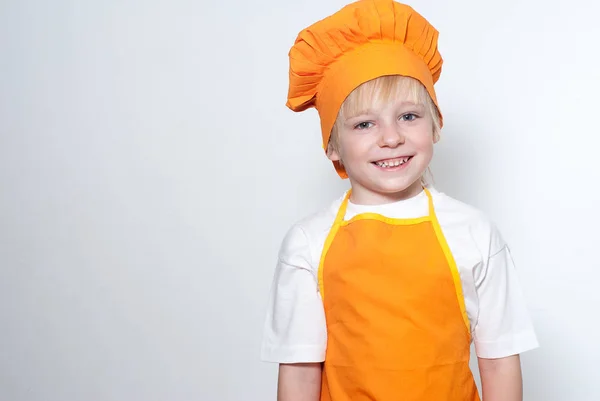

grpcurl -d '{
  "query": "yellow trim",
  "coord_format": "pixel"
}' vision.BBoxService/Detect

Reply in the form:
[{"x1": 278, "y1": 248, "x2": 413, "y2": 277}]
[
  {"x1": 341, "y1": 214, "x2": 430, "y2": 226},
  {"x1": 318, "y1": 190, "x2": 351, "y2": 299},
  {"x1": 425, "y1": 188, "x2": 471, "y2": 333}
]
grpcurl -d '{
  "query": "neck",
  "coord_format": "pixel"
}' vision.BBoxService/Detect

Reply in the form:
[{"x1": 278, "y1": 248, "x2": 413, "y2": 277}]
[{"x1": 348, "y1": 179, "x2": 425, "y2": 206}]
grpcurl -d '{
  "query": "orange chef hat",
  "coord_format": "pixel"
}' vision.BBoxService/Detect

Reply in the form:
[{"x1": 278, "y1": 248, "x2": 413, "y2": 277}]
[{"x1": 286, "y1": 0, "x2": 444, "y2": 178}]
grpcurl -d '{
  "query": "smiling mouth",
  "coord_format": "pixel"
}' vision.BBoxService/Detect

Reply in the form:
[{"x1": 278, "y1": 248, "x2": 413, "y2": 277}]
[{"x1": 372, "y1": 156, "x2": 413, "y2": 168}]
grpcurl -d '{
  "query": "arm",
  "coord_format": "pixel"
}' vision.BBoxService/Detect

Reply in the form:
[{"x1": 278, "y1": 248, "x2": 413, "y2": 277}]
[
  {"x1": 260, "y1": 225, "x2": 327, "y2": 399},
  {"x1": 278, "y1": 363, "x2": 322, "y2": 401},
  {"x1": 470, "y1": 229, "x2": 538, "y2": 399},
  {"x1": 478, "y1": 354, "x2": 522, "y2": 401}
]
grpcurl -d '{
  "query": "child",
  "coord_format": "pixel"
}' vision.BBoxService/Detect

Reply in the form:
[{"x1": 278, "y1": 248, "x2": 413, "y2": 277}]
[{"x1": 261, "y1": 1, "x2": 539, "y2": 400}]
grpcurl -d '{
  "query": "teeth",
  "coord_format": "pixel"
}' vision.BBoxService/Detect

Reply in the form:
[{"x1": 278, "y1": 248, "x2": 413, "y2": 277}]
[{"x1": 375, "y1": 157, "x2": 410, "y2": 168}]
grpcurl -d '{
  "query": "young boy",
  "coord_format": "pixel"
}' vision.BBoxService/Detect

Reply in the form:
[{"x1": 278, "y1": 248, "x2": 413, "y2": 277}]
[{"x1": 261, "y1": 1, "x2": 539, "y2": 400}]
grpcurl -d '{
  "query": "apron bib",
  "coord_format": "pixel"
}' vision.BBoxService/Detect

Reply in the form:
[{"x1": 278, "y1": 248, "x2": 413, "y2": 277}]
[{"x1": 318, "y1": 188, "x2": 480, "y2": 401}]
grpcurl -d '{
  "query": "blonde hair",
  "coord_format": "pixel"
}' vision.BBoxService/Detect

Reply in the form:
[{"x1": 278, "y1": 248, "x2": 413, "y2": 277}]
[{"x1": 328, "y1": 75, "x2": 441, "y2": 185}]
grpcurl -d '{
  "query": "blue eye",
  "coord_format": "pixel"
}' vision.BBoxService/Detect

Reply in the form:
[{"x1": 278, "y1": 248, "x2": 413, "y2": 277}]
[
  {"x1": 401, "y1": 113, "x2": 418, "y2": 121},
  {"x1": 355, "y1": 121, "x2": 374, "y2": 130}
]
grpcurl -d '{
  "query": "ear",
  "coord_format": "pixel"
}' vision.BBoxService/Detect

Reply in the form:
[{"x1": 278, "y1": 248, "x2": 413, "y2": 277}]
[{"x1": 326, "y1": 142, "x2": 341, "y2": 162}]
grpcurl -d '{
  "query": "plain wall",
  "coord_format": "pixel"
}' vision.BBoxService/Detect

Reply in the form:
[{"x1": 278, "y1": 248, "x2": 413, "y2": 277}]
[{"x1": 1, "y1": 0, "x2": 599, "y2": 400}]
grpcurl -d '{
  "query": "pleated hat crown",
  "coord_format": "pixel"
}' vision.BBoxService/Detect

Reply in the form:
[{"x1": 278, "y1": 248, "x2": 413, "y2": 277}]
[{"x1": 286, "y1": 0, "x2": 443, "y2": 178}]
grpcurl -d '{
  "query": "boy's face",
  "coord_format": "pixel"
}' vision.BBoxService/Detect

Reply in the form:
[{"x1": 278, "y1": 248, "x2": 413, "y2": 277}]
[{"x1": 328, "y1": 98, "x2": 435, "y2": 205}]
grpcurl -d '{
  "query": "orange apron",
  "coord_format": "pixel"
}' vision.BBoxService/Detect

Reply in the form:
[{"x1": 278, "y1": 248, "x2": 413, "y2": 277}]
[{"x1": 318, "y1": 188, "x2": 480, "y2": 401}]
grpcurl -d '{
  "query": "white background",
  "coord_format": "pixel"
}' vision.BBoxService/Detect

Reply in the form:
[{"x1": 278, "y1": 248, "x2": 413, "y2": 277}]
[{"x1": 1, "y1": 0, "x2": 599, "y2": 400}]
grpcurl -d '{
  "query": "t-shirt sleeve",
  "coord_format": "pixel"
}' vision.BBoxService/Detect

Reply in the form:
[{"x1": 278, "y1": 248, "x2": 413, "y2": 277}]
[
  {"x1": 260, "y1": 224, "x2": 327, "y2": 363},
  {"x1": 472, "y1": 226, "x2": 539, "y2": 359}
]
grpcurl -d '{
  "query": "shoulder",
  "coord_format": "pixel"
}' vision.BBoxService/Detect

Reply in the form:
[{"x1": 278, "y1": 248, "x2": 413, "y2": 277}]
[
  {"x1": 278, "y1": 193, "x2": 345, "y2": 270},
  {"x1": 431, "y1": 188, "x2": 506, "y2": 257}
]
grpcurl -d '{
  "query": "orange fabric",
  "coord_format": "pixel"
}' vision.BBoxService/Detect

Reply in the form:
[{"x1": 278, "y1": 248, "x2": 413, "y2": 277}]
[
  {"x1": 319, "y1": 189, "x2": 480, "y2": 401},
  {"x1": 286, "y1": 0, "x2": 444, "y2": 178}
]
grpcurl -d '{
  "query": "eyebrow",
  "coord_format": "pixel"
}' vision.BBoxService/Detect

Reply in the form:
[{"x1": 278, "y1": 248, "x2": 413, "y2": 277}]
[
  {"x1": 348, "y1": 108, "x2": 376, "y2": 118},
  {"x1": 345, "y1": 102, "x2": 424, "y2": 121}
]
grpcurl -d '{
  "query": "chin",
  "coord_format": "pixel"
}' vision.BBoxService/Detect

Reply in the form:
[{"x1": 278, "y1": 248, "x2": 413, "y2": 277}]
[
  {"x1": 377, "y1": 181, "x2": 422, "y2": 195},
  {"x1": 346, "y1": 161, "x2": 427, "y2": 195},
  {"x1": 354, "y1": 176, "x2": 422, "y2": 198},
  {"x1": 373, "y1": 172, "x2": 423, "y2": 189}
]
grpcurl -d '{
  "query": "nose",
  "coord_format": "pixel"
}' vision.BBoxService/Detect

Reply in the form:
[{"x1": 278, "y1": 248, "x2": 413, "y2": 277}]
[{"x1": 378, "y1": 123, "x2": 405, "y2": 147}]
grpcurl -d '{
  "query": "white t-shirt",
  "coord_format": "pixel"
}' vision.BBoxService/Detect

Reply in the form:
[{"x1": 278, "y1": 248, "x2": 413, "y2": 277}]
[{"x1": 261, "y1": 186, "x2": 539, "y2": 363}]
